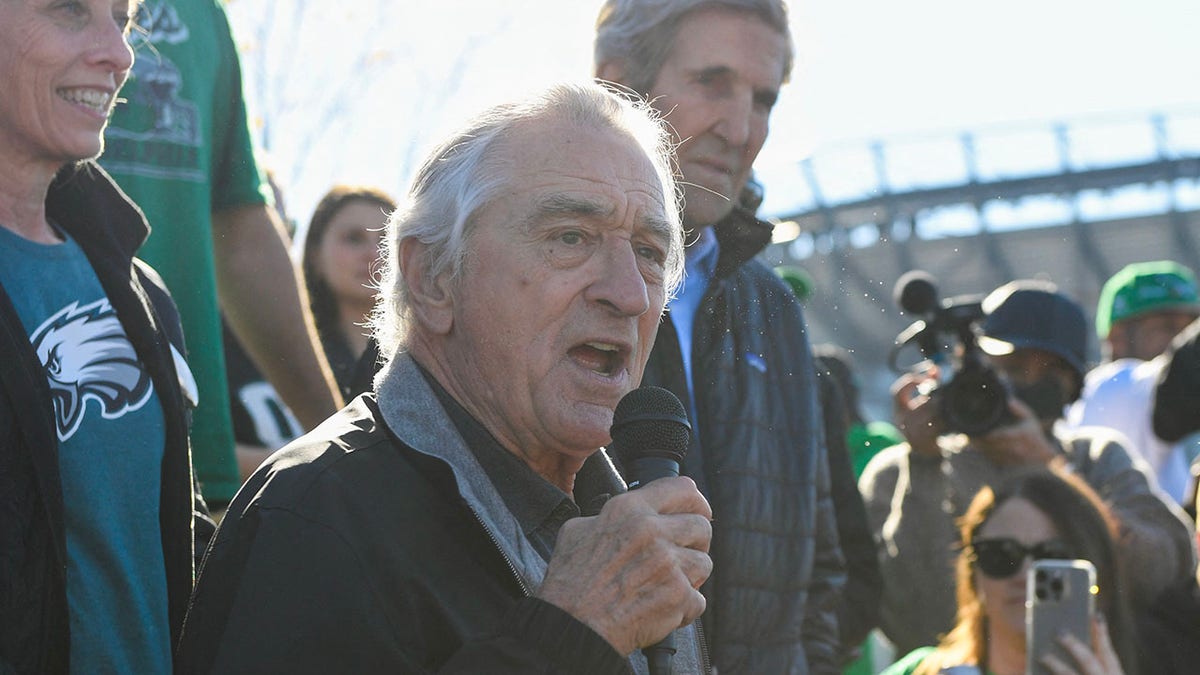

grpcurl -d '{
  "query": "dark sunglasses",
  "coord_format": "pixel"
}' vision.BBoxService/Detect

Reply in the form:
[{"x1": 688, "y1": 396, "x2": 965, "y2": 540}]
[{"x1": 969, "y1": 538, "x2": 1073, "y2": 579}]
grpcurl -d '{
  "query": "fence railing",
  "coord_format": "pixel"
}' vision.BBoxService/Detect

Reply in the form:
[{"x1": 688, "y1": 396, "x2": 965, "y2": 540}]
[{"x1": 758, "y1": 108, "x2": 1200, "y2": 255}]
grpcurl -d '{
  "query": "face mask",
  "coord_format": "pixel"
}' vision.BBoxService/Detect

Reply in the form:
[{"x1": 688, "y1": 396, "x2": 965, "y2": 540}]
[{"x1": 1011, "y1": 377, "x2": 1067, "y2": 424}]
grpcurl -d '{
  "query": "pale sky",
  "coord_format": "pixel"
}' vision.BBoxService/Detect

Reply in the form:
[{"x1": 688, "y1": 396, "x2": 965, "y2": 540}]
[{"x1": 225, "y1": 0, "x2": 1200, "y2": 232}]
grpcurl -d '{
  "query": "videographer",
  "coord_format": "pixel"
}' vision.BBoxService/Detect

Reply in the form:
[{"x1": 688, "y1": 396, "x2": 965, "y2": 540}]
[{"x1": 859, "y1": 279, "x2": 1197, "y2": 656}]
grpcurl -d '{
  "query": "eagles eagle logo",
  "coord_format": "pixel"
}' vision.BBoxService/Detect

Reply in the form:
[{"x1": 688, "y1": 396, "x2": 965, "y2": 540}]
[{"x1": 30, "y1": 299, "x2": 154, "y2": 441}]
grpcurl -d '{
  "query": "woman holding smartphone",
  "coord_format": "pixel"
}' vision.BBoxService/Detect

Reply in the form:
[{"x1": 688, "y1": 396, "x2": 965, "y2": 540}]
[{"x1": 882, "y1": 466, "x2": 1136, "y2": 675}]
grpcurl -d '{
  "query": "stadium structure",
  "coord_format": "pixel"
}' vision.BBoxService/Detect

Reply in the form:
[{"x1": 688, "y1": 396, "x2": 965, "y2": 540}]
[{"x1": 758, "y1": 109, "x2": 1200, "y2": 416}]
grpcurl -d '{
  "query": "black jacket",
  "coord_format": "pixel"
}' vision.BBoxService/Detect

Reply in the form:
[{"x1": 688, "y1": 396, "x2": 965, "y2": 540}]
[
  {"x1": 178, "y1": 355, "x2": 705, "y2": 674},
  {"x1": 639, "y1": 211, "x2": 846, "y2": 674},
  {"x1": 0, "y1": 164, "x2": 213, "y2": 674},
  {"x1": 815, "y1": 373, "x2": 882, "y2": 661},
  {"x1": 1153, "y1": 316, "x2": 1200, "y2": 444}
]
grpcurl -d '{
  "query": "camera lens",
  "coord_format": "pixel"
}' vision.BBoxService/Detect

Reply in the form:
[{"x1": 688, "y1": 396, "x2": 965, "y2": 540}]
[{"x1": 940, "y1": 365, "x2": 1010, "y2": 436}]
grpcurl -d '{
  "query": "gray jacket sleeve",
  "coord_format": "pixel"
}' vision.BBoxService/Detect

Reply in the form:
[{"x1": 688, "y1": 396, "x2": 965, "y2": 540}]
[
  {"x1": 1063, "y1": 429, "x2": 1198, "y2": 600},
  {"x1": 858, "y1": 443, "x2": 959, "y2": 655}
]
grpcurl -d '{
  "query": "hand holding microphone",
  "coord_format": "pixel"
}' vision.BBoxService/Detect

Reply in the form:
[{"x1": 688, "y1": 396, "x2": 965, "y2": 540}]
[{"x1": 536, "y1": 387, "x2": 711, "y2": 667}]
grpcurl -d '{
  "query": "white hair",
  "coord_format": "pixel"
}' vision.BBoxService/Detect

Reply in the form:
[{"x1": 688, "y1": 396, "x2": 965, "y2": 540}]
[
  {"x1": 594, "y1": 0, "x2": 794, "y2": 95},
  {"x1": 369, "y1": 80, "x2": 684, "y2": 363}
]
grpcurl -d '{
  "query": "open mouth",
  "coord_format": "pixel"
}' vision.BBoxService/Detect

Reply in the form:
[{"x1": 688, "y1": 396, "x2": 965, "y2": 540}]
[{"x1": 568, "y1": 341, "x2": 628, "y2": 377}]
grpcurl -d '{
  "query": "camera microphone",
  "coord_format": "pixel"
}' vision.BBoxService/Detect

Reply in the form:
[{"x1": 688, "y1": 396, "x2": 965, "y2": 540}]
[
  {"x1": 894, "y1": 270, "x2": 941, "y2": 317},
  {"x1": 890, "y1": 271, "x2": 1012, "y2": 436},
  {"x1": 892, "y1": 271, "x2": 945, "y2": 363}
]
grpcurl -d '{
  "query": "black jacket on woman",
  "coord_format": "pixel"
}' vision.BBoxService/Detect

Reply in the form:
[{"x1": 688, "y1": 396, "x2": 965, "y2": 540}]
[{"x1": 0, "y1": 164, "x2": 213, "y2": 674}]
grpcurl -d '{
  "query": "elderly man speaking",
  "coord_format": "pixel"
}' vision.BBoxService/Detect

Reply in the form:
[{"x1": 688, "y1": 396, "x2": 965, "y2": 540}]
[{"x1": 176, "y1": 82, "x2": 712, "y2": 674}]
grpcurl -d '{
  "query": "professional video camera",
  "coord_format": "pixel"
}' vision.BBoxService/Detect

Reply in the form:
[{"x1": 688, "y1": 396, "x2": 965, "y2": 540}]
[{"x1": 889, "y1": 271, "x2": 1014, "y2": 436}]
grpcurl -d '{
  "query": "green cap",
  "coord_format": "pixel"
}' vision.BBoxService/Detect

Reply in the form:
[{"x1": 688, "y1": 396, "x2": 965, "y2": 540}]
[
  {"x1": 775, "y1": 265, "x2": 814, "y2": 303},
  {"x1": 1096, "y1": 261, "x2": 1200, "y2": 338}
]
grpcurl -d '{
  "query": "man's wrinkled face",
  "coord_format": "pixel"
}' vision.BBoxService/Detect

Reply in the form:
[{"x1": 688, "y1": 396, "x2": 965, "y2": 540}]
[
  {"x1": 644, "y1": 7, "x2": 787, "y2": 229},
  {"x1": 441, "y1": 120, "x2": 672, "y2": 462}
]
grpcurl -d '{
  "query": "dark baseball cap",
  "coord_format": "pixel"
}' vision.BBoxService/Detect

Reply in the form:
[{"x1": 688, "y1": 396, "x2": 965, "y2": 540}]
[{"x1": 977, "y1": 280, "x2": 1089, "y2": 379}]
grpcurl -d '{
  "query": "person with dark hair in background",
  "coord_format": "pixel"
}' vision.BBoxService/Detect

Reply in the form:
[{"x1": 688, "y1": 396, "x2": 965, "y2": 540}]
[
  {"x1": 0, "y1": 1, "x2": 213, "y2": 670},
  {"x1": 882, "y1": 466, "x2": 1137, "y2": 675},
  {"x1": 860, "y1": 279, "x2": 1195, "y2": 657},
  {"x1": 813, "y1": 344, "x2": 904, "y2": 479},
  {"x1": 778, "y1": 270, "x2": 886, "y2": 671},
  {"x1": 809, "y1": 349, "x2": 885, "y2": 673},
  {"x1": 177, "y1": 81, "x2": 713, "y2": 674},
  {"x1": 100, "y1": 0, "x2": 342, "y2": 507},
  {"x1": 229, "y1": 185, "x2": 396, "y2": 480},
  {"x1": 810, "y1": 343, "x2": 899, "y2": 674},
  {"x1": 595, "y1": 2, "x2": 846, "y2": 671},
  {"x1": 300, "y1": 185, "x2": 395, "y2": 397}
]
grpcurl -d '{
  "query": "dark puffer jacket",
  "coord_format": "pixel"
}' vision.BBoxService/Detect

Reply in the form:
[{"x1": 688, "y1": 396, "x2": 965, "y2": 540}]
[
  {"x1": 0, "y1": 164, "x2": 213, "y2": 674},
  {"x1": 639, "y1": 211, "x2": 846, "y2": 674}
]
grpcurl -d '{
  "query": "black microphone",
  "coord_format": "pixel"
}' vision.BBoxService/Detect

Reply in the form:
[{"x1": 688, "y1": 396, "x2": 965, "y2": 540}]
[
  {"x1": 894, "y1": 269, "x2": 940, "y2": 316},
  {"x1": 893, "y1": 270, "x2": 943, "y2": 360},
  {"x1": 609, "y1": 386, "x2": 692, "y2": 675},
  {"x1": 610, "y1": 386, "x2": 691, "y2": 486}
]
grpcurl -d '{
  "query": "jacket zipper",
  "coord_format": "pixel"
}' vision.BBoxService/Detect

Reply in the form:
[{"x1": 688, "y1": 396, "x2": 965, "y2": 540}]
[
  {"x1": 695, "y1": 616, "x2": 712, "y2": 675},
  {"x1": 466, "y1": 502, "x2": 532, "y2": 597}
]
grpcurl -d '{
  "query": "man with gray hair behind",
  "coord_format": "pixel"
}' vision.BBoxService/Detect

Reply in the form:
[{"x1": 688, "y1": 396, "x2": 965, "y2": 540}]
[
  {"x1": 177, "y1": 81, "x2": 713, "y2": 674},
  {"x1": 595, "y1": 1, "x2": 846, "y2": 673}
]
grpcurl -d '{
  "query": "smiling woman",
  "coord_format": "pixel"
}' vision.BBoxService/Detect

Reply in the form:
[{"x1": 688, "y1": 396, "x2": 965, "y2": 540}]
[
  {"x1": 0, "y1": 0, "x2": 211, "y2": 672},
  {"x1": 0, "y1": 0, "x2": 134, "y2": 202}
]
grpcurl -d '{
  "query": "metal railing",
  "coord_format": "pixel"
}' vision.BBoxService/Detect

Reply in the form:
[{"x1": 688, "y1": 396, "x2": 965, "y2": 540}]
[{"x1": 759, "y1": 108, "x2": 1200, "y2": 257}]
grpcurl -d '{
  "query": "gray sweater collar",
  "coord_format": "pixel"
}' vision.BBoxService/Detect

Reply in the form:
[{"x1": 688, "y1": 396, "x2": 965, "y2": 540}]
[
  {"x1": 374, "y1": 354, "x2": 628, "y2": 589},
  {"x1": 375, "y1": 354, "x2": 703, "y2": 674}
]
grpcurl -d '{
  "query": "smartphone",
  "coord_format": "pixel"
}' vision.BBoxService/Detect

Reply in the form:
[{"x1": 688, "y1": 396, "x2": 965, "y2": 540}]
[{"x1": 1026, "y1": 559, "x2": 1096, "y2": 675}]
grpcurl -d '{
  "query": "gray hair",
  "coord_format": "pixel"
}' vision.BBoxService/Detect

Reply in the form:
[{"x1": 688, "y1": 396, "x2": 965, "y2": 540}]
[
  {"x1": 370, "y1": 81, "x2": 684, "y2": 363},
  {"x1": 594, "y1": 0, "x2": 794, "y2": 95}
]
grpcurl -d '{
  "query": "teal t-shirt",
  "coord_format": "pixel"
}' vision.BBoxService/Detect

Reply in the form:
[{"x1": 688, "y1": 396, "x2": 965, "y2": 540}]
[
  {"x1": 101, "y1": 0, "x2": 271, "y2": 502},
  {"x1": 0, "y1": 226, "x2": 170, "y2": 674}
]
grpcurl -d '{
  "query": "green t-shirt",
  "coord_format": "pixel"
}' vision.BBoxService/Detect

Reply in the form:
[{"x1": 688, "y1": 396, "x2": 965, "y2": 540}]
[
  {"x1": 882, "y1": 647, "x2": 939, "y2": 675},
  {"x1": 102, "y1": 0, "x2": 271, "y2": 502},
  {"x1": 881, "y1": 646, "x2": 992, "y2": 675}
]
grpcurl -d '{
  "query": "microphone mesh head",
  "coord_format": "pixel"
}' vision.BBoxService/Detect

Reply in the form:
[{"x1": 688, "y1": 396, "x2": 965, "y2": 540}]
[
  {"x1": 609, "y1": 386, "x2": 691, "y2": 466},
  {"x1": 895, "y1": 270, "x2": 940, "y2": 316}
]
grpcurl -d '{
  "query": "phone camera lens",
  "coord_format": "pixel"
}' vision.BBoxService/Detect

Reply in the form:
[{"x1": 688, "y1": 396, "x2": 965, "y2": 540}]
[{"x1": 1050, "y1": 577, "x2": 1065, "y2": 598}]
